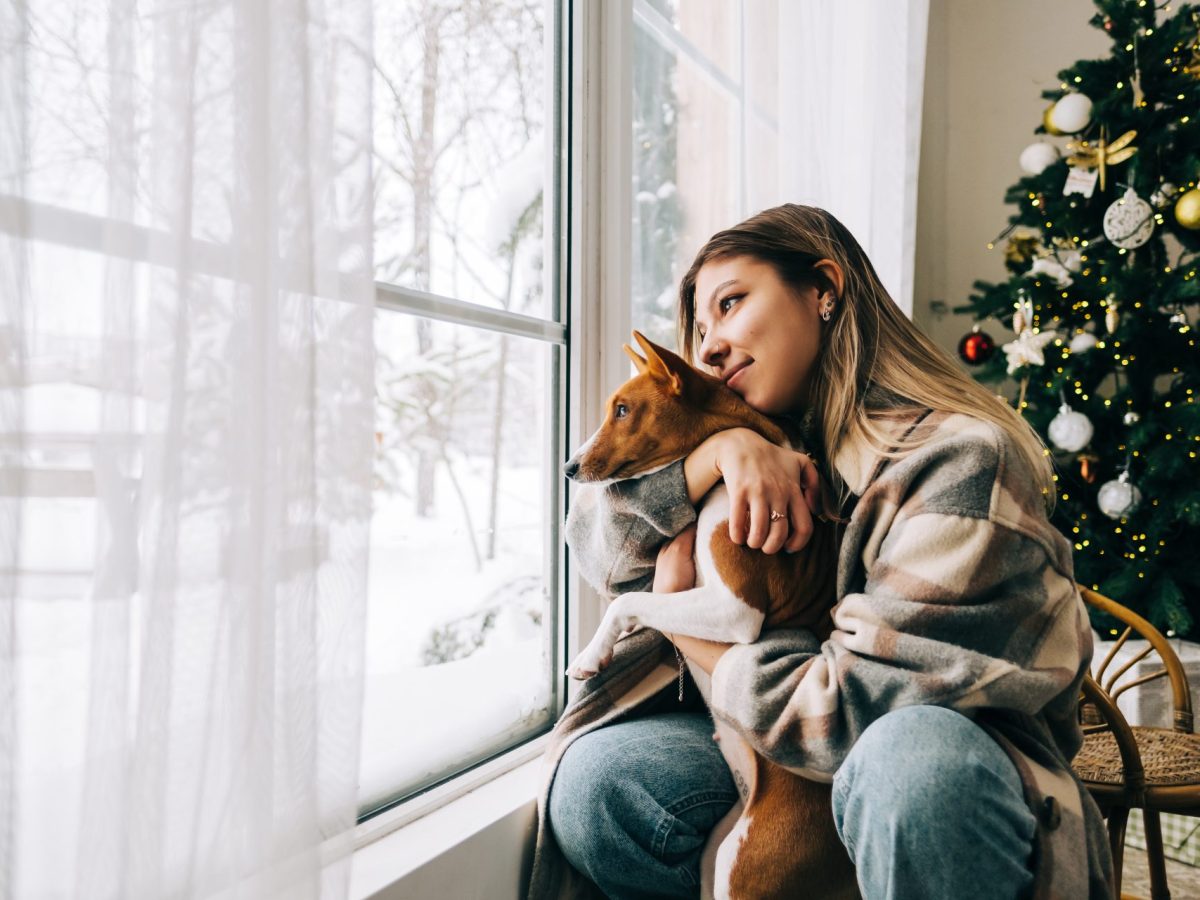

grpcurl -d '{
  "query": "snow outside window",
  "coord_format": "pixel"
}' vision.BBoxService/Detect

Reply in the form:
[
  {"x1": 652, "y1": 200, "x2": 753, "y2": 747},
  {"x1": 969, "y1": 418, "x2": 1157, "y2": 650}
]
[{"x1": 362, "y1": 0, "x2": 563, "y2": 817}]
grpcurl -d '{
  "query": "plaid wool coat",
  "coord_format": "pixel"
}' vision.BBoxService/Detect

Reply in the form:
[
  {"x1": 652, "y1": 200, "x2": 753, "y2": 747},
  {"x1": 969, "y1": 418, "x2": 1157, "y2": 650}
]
[{"x1": 527, "y1": 401, "x2": 1115, "y2": 900}]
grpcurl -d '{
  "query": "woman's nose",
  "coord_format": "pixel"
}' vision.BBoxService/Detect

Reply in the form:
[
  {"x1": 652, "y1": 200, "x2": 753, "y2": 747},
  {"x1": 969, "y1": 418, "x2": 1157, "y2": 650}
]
[{"x1": 699, "y1": 332, "x2": 725, "y2": 367}]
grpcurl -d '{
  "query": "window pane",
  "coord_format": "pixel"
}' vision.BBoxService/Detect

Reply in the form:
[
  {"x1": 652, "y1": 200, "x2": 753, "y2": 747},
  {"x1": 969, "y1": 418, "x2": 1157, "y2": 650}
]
[
  {"x1": 632, "y1": 22, "x2": 738, "y2": 346},
  {"x1": 643, "y1": 0, "x2": 740, "y2": 84},
  {"x1": 360, "y1": 311, "x2": 557, "y2": 812},
  {"x1": 373, "y1": 1, "x2": 553, "y2": 321}
]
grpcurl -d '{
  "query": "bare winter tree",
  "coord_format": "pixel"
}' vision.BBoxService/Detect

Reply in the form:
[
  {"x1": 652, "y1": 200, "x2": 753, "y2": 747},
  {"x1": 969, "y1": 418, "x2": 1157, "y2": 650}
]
[{"x1": 374, "y1": 0, "x2": 544, "y2": 563}]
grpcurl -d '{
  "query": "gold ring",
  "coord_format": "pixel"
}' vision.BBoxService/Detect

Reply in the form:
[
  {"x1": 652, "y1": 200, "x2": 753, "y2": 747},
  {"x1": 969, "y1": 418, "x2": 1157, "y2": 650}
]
[{"x1": 769, "y1": 510, "x2": 784, "y2": 522}]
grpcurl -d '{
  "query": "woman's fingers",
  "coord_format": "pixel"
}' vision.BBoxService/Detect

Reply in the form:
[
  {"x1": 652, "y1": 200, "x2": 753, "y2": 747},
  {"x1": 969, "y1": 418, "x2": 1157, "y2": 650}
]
[
  {"x1": 760, "y1": 503, "x2": 793, "y2": 555},
  {"x1": 658, "y1": 524, "x2": 697, "y2": 561},
  {"x1": 654, "y1": 525, "x2": 698, "y2": 593},
  {"x1": 798, "y1": 453, "x2": 823, "y2": 514},
  {"x1": 744, "y1": 495, "x2": 772, "y2": 550},
  {"x1": 721, "y1": 438, "x2": 830, "y2": 553},
  {"x1": 783, "y1": 491, "x2": 815, "y2": 553},
  {"x1": 728, "y1": 487, "x2": 748, "y2": 544}
]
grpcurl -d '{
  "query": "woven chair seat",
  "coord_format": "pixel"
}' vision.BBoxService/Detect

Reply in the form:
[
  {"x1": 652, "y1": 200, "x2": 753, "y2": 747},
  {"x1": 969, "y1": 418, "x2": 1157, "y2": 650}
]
[{"x1": 1074, "y1": 727, "x2": 1200, "y2": 787}]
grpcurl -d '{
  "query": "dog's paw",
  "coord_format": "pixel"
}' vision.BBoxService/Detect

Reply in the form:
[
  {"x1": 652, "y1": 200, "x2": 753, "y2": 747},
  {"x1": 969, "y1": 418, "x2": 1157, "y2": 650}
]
[{"x1": 566, "y1": 647, "x2": 612, "y2": 680}]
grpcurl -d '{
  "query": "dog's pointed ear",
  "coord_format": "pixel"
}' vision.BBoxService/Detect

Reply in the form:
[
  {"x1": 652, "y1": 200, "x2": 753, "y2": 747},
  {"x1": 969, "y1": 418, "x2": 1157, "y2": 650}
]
[
  {"x1": 632, "y1": 330, "x2": 683, "y2": 396},
  {"x1": 623, "y1": 343, "x2": 650, "y2": 375}
]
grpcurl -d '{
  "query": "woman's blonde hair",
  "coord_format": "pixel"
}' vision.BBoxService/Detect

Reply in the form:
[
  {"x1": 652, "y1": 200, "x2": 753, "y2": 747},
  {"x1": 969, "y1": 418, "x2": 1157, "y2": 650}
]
[{"x1": 677, "y1": 203, "x2": 1054, "y2": 509}]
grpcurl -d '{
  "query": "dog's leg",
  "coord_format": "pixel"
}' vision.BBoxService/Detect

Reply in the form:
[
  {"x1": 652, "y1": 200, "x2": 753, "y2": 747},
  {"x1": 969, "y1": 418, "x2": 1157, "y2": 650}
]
[{"x1": 566, "y1": 584, "x2": 764, "y2": 679}]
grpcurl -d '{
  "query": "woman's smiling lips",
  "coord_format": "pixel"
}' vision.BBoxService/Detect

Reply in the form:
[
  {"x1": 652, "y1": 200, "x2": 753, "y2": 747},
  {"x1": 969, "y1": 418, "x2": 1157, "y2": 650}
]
[{"x1": 725, "y1": 361, "x2": 751, "y2": 389}]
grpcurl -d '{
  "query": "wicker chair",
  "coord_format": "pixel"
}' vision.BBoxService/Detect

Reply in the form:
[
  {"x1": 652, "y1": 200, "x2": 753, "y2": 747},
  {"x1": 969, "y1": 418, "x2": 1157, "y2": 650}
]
[{"x1": 1072, "y1": 585, "x2": 1200, "y2": 899}]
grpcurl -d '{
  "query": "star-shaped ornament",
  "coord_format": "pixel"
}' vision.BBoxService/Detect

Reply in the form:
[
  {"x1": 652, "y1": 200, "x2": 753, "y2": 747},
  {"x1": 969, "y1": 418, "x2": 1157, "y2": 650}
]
[{"x1": 1001, "y1": 329, "x2": 1057, "y2": 375}]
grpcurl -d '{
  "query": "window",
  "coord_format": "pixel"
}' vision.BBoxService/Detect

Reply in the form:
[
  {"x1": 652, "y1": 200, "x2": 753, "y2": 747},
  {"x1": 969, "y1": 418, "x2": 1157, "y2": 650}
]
[
  {"x1": 631, "y1": 0, "x2": 780, "y2": 345},
  {"x1": 360, "y1": 0, "x2": 567, "y2": 817}
]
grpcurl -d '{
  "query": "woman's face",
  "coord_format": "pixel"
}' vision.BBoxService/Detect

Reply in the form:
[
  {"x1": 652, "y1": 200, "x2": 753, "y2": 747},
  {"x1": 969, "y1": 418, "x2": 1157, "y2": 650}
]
[{"x1": 693, "y1": 256, "x2": 825, "y2": 415}]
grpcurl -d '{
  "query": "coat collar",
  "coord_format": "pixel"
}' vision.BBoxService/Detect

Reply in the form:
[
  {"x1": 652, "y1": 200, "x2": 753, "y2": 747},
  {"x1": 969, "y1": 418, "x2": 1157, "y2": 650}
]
[{"x1": 827, "y1": 386, "x2": 934, "y2": 497}]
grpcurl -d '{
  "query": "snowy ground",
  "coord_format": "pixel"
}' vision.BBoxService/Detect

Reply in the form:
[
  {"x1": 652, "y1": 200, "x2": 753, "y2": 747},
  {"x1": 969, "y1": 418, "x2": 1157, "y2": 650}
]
[{"x1": 358, "y1": 458, "x2": 555, "y2": 810}]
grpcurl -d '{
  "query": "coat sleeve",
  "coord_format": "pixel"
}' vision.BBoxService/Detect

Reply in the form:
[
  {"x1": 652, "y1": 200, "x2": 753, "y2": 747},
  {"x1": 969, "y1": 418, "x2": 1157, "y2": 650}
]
[
  {"x1": 708, "y1": 509, "x2": 1092, "y2": 776},
  {"x1": 564, "y1": 460, "x2": 698, "y2": 600}
]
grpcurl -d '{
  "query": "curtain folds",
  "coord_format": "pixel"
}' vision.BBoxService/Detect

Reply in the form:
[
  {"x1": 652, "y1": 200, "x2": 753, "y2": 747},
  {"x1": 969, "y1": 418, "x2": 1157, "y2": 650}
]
[
  {"x1": 780, "y1": 0, "x2": 930, "y2": 315},
  {"x1": 0, "y1": 0, "x2": 375, "y2": 896}
]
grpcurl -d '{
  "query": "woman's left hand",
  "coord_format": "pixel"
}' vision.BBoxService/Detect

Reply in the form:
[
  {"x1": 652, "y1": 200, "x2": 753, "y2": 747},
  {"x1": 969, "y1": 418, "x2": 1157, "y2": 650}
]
[{"x1": 653, "y1": 525, "x2": 697, "y2": 593}]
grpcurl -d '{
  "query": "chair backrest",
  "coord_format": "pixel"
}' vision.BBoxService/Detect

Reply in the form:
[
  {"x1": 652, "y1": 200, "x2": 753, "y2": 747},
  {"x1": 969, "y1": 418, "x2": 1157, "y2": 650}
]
[{"x1": 1079, "y1": 584, "x2": 1193, "y2": 733}]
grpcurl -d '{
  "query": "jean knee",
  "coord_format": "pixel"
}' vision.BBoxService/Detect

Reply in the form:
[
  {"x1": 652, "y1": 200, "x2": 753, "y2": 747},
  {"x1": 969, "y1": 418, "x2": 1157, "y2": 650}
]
[
  {"x1": 548, "y1": 732, "x2": 613, "y2": 865},
  {"x1": 833, "y1": 706, "x2": 1022, "y2": 834}
]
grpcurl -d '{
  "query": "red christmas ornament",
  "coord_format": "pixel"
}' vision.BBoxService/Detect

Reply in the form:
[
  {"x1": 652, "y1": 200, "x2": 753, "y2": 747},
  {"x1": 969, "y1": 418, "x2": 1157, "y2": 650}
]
[
  {"x1": 1103, "y1": 16, "x2": 1113, "y2": 32},
  {"x1": 958, "y1": 327, "x2": 996, "y2": 365}
]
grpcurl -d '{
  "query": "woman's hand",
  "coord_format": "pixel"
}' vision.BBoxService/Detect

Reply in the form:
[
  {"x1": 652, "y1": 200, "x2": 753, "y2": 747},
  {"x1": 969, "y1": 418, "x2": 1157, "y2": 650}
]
[
  {"x1": 689, "y1": 428, "x2": 823, "y2": 555},
  {"x1": 653, "y1": 525, "x2": 697, "y2": 593}
]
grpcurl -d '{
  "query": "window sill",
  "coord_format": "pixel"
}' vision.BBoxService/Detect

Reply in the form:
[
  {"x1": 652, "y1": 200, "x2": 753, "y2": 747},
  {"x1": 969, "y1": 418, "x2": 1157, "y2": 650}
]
[{"x1": 349, "y1": 735, "x2": 548, "y2": 900}]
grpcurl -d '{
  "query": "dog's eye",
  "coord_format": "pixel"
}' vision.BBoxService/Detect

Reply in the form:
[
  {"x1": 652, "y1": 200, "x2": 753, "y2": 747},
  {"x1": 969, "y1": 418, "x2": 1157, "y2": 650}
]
[{"x1": 614, "y1": 403, "x2": 629, "y2": 419}]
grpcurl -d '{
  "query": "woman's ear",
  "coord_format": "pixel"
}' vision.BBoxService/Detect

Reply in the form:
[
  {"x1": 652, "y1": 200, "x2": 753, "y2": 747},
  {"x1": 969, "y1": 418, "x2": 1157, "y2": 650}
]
[{"x1": 813, "y1": 258, "x2": 845, "y2": 300}]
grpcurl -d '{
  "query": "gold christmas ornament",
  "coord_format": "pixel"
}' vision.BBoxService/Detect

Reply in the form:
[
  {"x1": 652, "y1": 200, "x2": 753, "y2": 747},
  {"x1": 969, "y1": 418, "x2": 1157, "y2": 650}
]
[
  {"x1": 1005, "y1": 232, "x2": 1041, "y2": 266},
  {"x1": 1065, "y1": 127, "x2": 1138, "y2": 193},
  {"x1": 1043, "y1": 104, "x2": 1065, "y2": 136},
  {"x1": 1106, "y1": 299, "x2": 1121, "y2": 334},
  {"x1": 1175, "y1": 187, "x2": 1200, "y2": 230},
  {"x1": 1012, "y1": 292, "x2": 1033, "y2": 334},
  {"x1": 1187, "y1": 49, "x2": 1200, "y2": 79},
  {"x1": 1184, "y1": 15, "x2": 1200, "y2": 78}
]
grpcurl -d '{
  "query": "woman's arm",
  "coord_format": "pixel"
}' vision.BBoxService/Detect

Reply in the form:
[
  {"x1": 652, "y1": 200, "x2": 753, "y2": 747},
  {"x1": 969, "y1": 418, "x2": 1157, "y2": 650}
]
[
  {"x1": 708, "y1": 512, "x2": 1090, "y2": 777},
  {"x1": 565, "y1": 460, "x2": 697, "y2": 599}
]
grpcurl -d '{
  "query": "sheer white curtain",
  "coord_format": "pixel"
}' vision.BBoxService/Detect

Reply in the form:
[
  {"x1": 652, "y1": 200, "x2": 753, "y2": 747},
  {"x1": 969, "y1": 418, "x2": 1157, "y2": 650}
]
[
  {"x1": 1, "y1": 1, "x2": 374, "y2": 897},
  {"x1": 780, "y1": 0, "x2": 930, "y2": 315}
]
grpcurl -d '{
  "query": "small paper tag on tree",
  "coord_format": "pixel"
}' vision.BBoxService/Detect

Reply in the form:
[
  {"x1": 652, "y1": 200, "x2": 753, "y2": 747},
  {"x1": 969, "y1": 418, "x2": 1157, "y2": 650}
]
[{"x1": 1063, "y1": 166, "x2": 1099, "y2": 198}]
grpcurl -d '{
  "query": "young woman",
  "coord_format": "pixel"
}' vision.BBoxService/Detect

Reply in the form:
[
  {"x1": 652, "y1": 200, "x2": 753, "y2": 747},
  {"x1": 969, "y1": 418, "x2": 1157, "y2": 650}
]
[{"x1": 527, "y1": 205, "x2": 1114, "y2": 899}]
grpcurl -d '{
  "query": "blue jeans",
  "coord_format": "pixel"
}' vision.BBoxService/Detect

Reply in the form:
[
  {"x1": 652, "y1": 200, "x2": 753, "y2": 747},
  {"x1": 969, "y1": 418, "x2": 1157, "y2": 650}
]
[{"x1": 548, "y1": 706, "x2": 1037, "y2": 899}]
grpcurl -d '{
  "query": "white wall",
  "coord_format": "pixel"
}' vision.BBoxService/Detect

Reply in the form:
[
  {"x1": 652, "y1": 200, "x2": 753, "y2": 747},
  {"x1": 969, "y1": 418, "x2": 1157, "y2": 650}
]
[{"x1": 914, "y1": 0, "x2": 1111, "y2": 357}]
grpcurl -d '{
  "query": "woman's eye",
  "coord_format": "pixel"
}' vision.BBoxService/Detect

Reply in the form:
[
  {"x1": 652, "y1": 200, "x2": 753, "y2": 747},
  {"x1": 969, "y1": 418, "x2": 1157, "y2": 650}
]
[
  {"x1": 615, "y1": 403, "x2": 628, "y2": 418},
  {"x1": 719, "y1": 294, "x2": 742, "y2": 313}
]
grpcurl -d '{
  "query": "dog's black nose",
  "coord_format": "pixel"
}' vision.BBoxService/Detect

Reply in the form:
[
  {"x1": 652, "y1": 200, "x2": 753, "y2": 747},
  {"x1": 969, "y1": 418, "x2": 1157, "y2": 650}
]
[{"x1": 563, "y1": 458, "x2": 580, "y2": 481}]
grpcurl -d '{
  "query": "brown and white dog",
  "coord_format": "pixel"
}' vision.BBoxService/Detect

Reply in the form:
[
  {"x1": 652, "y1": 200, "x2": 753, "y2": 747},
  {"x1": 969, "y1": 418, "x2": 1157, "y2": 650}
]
[{"x1": 563, "y1": 332, "x2": 858, "y2": 900}]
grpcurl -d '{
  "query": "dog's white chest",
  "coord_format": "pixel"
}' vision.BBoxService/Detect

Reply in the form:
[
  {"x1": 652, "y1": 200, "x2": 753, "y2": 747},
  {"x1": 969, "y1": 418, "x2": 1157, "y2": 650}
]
[{"x1": 693, "y1": 484, "x2": 733, "y2": 588}]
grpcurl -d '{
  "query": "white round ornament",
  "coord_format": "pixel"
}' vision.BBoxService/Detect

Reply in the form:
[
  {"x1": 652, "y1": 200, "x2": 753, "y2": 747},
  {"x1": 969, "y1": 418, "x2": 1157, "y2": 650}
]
[
  {"x1": 1019, "y1": 142, "x2": 1060, "y2": 176},
  {"x1": 1103, "y1": 187, "x2": 1154, "y2": 249},
  {"x1": 1097, "y1": 471, "x2": 1142, "y2": 519},
  {"x1": 1069, "y1": 332, "x2": 1098, "y2": 353},
  {"x1": 1050, "y1": 93, "x2": 1093, "y2": 133},
  {"x1": 1048, "y1": 403, "x2": 1094, "y2": 453}
]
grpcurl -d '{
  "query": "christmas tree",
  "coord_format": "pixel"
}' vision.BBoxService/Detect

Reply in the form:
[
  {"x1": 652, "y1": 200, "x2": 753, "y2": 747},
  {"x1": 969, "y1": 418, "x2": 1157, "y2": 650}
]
[{"x1": 956, "y1": 0, "x2": 1200, "y2": 639}]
